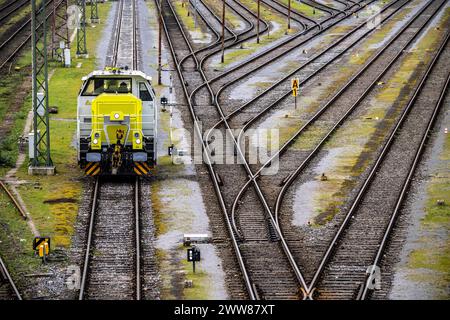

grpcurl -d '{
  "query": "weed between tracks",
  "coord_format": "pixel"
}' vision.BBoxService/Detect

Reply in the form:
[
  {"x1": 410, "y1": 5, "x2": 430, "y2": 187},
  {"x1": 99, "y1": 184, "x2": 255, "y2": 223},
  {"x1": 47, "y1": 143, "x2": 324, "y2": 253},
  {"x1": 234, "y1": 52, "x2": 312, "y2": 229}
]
[
  {"x1": 277, "y1": 2, "x2": 449, "y2": 226},
  {"x1": 202, "y1": 0, "x2": 245, "y2": 29},
  {"x1": 173, "y1": 0, "x2": 213, "y2": 44},
  {"x1": 211, "y1": 0, "x2": 299, "y2": 69},
  {"x1": 279, "y1": 0, "x2": 326, "y2": 18},
  {"x1": 407, "y1": 108, "x2": 450, "y2": 298}
]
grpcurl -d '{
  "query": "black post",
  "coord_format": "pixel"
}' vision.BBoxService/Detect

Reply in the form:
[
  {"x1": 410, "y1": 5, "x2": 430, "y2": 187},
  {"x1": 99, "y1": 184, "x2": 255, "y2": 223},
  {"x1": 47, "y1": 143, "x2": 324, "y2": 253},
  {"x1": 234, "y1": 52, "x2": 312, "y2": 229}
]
[{"x1": 221, "y1": 0, "x2": 225, "y2": 63}]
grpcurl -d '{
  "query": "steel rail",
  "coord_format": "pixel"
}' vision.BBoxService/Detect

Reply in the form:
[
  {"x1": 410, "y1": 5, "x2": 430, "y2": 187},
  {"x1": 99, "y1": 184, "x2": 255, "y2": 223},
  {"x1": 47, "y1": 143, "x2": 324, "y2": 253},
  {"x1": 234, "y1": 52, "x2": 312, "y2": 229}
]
[
  {"x1": 211, "y1": 0, "x2": 405, "y2": 235},
  {"x1": 229, "y1": 0, "x2": 433, "y2": 223},
  {"x1": 0, "y1": 254, "x2": 22, "y2": 300},
  {"x1": 0, "y1": 0, "x2": 28, "y2": 24},
  {"x1": 232, "y1": 0, "x2": 440, "y2": 297},
  {"x1": 111, "y1": 0, "x2": 124, "y2": 67},
  {"x1": 166, "y1": 0, "x2": 371, "y2": 298},
  {"x1": 178, "y1": 0, "x2": 251, "y2": 71},
  {"x1": 306, "y1": 30, "x2": 450, "y2": 300},
  {"x1": 0, "y1": 0, "x2": 19, "y2": 12},
  {"x1": 359, "y1": 44, "x2": 450, "y2": 301},
  {"x1": 306, "y1": 0, "x2": 346, "y2": 16},
  {"x1": 233, "y1": 0, "x2": 409, "y2": 161},
  {"x1": 135, "y1": 176, "x2": 141, "y2": 300},
  {"x1": 166, "y1": 0, "x2": 311, "y2": 295},
  {"x1": 79, "y1": 0, "x2": 142, "y2": 300},
  {"x1": 0, "y1": 180, "x2": 27, "y2": 220},
  {"x1": 262, "y1": 0, "x2": 320, "y2": 30},
  {"x1": 78, "y1": 177, "x2": 100, "y2": 300},
  {"x1": 188, "y1": 0, "x2": 368, "y2": 111}
]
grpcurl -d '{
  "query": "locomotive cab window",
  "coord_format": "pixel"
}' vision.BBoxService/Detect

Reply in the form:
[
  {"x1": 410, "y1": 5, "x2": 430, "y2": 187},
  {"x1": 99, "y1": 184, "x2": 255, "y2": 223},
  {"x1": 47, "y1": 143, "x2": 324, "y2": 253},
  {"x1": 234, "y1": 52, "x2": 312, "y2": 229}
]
[
  {"x1": 82, "y1": 78, "x2": 132, "y2": 96},
  {"x1": 139, "y1": 82, "x2": 153, "y2": 101}
]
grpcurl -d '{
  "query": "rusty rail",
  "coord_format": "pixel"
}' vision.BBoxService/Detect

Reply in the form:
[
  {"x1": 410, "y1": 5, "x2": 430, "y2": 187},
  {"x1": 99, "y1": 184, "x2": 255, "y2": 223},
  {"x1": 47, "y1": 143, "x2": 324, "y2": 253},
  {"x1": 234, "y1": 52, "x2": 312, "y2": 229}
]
[{"x1": 0, "y1": 180, "x2": 27, "y2": 220}]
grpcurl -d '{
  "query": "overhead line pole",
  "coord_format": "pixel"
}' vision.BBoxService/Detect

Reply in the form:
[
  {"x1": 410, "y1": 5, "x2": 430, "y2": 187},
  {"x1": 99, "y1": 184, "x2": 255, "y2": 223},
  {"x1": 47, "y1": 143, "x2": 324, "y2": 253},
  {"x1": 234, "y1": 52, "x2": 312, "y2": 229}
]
[
  {"x1": 288, "y1": 0, "x2": 291, "y2": 31},
  {"x1": 221, "y1": 0, "x2": 225, "y2": 63},
  {"x1": 90, "y1": 0, "x2": 99, "y2": 23},
  {"x1": 158, "y1": 0, "x2": 162, "y2": 85},
  {"x1": 257, "y1": 0, "x2": 260, "y2": 44},
  {"x1": 30, "y1": 0, "x2": 54, "y2": 174},
  {"x1": 76, "y1": 0, "x2": 88, "y2": 57}
]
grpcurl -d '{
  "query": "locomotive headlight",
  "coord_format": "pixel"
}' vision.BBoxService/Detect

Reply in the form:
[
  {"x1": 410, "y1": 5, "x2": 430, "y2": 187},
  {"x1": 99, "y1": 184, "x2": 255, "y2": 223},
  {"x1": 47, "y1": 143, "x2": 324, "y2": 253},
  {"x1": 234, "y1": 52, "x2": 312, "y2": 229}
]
[
  {"x1": 135, "y1": 138, "x2": 141, "y2": 144},
  {"x1": 114, "y1": 113, "x2": 120, "y2": 119},
  {"x1": 94, "y1": 132, "x2": 100, "y2": 138},
  {"x1": 93, "y1": 139, "x2": 98, "y2": 145}
]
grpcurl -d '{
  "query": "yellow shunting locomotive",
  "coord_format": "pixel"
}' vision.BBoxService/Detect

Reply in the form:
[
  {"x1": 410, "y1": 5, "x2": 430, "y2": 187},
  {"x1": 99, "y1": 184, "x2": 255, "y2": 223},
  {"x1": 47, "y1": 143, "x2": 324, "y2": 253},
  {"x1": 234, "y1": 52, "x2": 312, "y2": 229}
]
[{"x1": 77, "y1": 69, "x2": 157, "y2": 176}]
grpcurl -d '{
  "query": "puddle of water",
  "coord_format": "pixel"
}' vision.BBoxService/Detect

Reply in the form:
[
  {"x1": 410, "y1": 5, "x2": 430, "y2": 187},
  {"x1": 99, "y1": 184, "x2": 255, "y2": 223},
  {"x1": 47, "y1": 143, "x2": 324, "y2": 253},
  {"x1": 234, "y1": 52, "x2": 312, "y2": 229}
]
[
  {"x1": 292, "y1": 181, "x2": 319, "y2": 226},
  {"x1": 190, "y1": 29, "x2": 213, "y2": 44}
]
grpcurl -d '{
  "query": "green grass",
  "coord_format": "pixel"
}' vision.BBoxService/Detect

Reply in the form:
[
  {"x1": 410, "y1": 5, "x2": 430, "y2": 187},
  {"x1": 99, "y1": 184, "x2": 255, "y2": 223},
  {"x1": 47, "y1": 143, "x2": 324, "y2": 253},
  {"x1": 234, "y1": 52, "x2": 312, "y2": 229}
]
[
  {"x1": 0, "y1": 191, "x2": 42, "y2": 288},
  {"x1": 214, "y1": 0, "x2": 297, "y2": 68},
  {"x1": 406, "y1": 106, "x2": 450, "y2": 293},
  {"x1": 0, "y1": 0, "x2": 44, "y2": 36},
  {"x1": 279, "y1": 0, "x2": 325, "y2": 18},
  {"x1": 0, "y1": 3, "x2": 112, "y2": 277},
  {"x1": 181, "y1": 257, "x2": 209, "y2": 299},
  {"x1": 202, "y1": 0, "x2": 244, "y2": 29}
]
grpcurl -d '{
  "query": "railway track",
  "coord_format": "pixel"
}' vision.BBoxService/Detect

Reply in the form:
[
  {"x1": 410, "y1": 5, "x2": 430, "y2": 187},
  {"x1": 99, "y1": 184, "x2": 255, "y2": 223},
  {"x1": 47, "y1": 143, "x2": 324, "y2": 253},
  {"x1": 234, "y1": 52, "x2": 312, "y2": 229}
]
[
  {"x1": 211, "y1": 0, "x2": 409, "y2": 136},
  {"x1": 236, "y1": 0, "x2": 443, "y2": 215},
  {"x1": 255, "y1": 0, "x2": 449, "y2": 299},
  {"x1": 0, "y1": 0, "x2": 28, "y2": 25},
  {"x1": 78, "y1": 0, "x2": 157, "y2": 300},
  {"x1": 159, "y1": 0, "x2": 369, "y2": 299},
  {"x1": 0, "y1": 0, "x2": 65, "y2": 70},
  {"x1": 160, "y1": 0, "x2": 398, "y2": 299},
  {"x1": 79, "y1": 177, "x2": 142, "y2": 300},
  {"x1": 165, "y1": 0, "x2": 448, "y2": 300},
  {"x1": 315, "y1": 34, "x2": 449, "y2": 300},
  {"x1": 202, "y1": 0, "x2": 379, "y2": 122},
  {"x1": 0, "y1": 255, "x2": 22, "y2": 300}
]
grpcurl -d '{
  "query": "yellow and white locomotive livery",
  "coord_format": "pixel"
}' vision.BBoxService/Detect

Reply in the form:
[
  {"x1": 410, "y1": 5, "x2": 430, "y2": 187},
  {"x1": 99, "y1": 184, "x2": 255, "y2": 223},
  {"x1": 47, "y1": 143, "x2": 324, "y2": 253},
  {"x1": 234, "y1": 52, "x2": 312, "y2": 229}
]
[{"x1": 77, "y1": 69, "x2": 157, "y2": 176}]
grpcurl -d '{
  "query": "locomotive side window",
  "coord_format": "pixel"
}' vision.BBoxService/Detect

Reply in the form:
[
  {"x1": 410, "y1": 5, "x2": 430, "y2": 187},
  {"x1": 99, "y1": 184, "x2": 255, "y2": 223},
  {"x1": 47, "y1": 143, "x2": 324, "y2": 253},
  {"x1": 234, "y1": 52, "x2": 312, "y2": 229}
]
[
  {"x1": 139, "y1": 83, "x2": 153, "y2": 101},
  {"x1": 82, "y1": 78, "x2": 132, "y2": 96}
]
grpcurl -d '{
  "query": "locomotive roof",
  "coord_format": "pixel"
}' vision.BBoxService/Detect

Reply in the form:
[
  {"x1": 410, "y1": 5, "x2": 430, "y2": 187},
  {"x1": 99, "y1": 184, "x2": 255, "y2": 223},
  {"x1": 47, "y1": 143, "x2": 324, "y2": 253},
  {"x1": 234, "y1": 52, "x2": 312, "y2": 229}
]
[{"x1": 82, "y1": 70, "x2": 152, "y2": 82}]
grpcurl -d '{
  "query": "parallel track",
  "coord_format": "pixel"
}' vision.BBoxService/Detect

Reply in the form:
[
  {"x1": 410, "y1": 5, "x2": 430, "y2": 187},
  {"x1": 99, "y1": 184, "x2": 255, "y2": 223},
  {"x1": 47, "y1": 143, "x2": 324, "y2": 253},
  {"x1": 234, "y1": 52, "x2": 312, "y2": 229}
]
[
  {"x1": 315, "y1": 33, "x2": 449, "y2": 300},
  {"x1": 0, "y1": 0, "x2": 28, "y2": 25},
  {"x1": 158, "y1": 0, "x2": 370, "y2": 299},
  {"x1": 0, "y1": 0, "x2": 64, "y2": 70},
  {"x1": 262, "y1": 0, "x2": 449, "y2": 299},
  {"x1": 165, "y1": 0, "x2": 448, "y2": 299}
]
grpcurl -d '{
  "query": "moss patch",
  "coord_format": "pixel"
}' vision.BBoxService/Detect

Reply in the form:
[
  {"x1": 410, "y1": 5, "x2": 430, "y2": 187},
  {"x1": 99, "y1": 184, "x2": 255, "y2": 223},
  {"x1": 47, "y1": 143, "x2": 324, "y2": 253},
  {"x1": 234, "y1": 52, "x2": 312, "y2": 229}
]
[{"x1": 279, "y1": 0, "x2": 326, "y2": 18}]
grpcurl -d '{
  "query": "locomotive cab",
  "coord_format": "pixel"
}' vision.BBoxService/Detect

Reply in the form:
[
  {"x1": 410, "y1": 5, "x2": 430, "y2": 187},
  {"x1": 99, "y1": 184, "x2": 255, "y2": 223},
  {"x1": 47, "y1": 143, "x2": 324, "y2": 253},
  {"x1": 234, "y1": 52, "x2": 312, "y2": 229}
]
[{"x1": 77, "y1": 69, "x2": 157, "y2": 176}]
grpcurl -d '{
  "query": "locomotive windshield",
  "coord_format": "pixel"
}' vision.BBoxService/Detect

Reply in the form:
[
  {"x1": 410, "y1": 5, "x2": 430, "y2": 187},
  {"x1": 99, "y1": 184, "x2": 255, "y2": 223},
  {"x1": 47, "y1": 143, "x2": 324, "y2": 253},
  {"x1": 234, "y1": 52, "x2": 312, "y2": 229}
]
[{"x1": 82, "y1": 77, "x2": 132, "y2": 96}]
